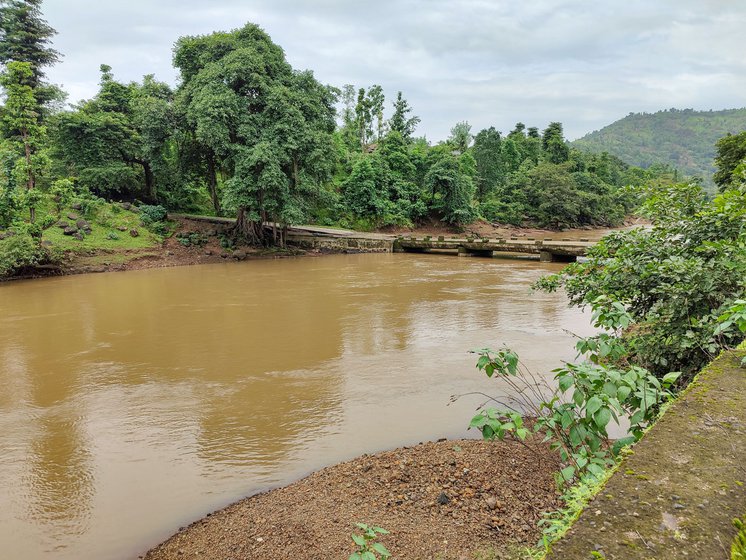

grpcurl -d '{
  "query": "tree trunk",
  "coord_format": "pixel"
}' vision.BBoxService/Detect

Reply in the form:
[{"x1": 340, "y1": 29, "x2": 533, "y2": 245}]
[
  {"x1": 22, "y1": 130, "x2": 36, "y2": 223},
  {"x1": 207, "y1": 155, "x2": 221, "y2": 215},
  {"x1": 235, "y1": 207, "x2": 264, "y2": 245},
  {"x1": 142, "y1": 161, "x2": 156, "y2": 202}
]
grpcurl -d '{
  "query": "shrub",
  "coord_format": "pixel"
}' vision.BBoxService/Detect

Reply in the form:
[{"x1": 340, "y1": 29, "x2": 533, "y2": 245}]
[
  {"x1": 0, "y1": 234, "x2": 60, "y2": 277},
  {"x1": 139, "y1": 204, "x2": 168, "y2": 225}
]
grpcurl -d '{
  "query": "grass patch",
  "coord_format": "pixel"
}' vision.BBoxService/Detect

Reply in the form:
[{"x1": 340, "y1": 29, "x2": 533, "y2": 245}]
[{"x1": 42, "y1": 201, "x2": 162, "y2": 252}]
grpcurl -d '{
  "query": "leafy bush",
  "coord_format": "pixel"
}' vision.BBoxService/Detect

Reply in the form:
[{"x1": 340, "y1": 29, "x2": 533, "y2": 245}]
[
  {"x1": 537, "y1": 183, "x2": 746, "y2": 380},
  {"x1": 467, "y1": 298, "x2": 677, "y2": 485},
  {"x1": 139, "y1": 204, "x2": 168, "y2": 225},
  {"x1": 0, "y1": 234, "x2": 60, "y2": 277}
]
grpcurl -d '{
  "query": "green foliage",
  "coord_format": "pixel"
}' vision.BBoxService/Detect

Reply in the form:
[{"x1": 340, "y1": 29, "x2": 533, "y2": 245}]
[
  {"x1": 0, "y1": 0, "x2": 61, "y2": 110},
  {"x1": 387, "y1": 92, "x2": 420, "y2": 141},
  {"x1": 0, "y1": 232, "x2": 59, "y2": 277},
  {"x1": 469, "y1": 340, "x2": 676, "y2": 483},
  {"x1": 349, "y1": 523, "x2": 391, "y2": 560},
  {"x1": 425, "y1": 156, "x2": 476, "y2": 225},
  {"x1": 539, "y1": 182, "x2": 746, "y2": 379},
  {"x1": 733, "y1": 514, "x2": 746, "y2": 560},
  {"x1": 175, "y1": 231, "x2": 207, "y2": 247},
  {"x1": 536, "y1": 466, "x2": 616, "y2": 551},
  {"x1": 175, "y1": 24, "x2": 337, "y2": 244},
  {"x1": 714, "y1": 131, "x2": 746, "y2": 191},
  {"x1": 572, "y1": 108, "x2": 746, "y2": 189},
  {"x1": 138, "y1": 204, "x2": 167, "y2": 225}
]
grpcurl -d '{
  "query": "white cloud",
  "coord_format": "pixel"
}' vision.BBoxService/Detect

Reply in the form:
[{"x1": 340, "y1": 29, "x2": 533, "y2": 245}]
[{"x1": 40, "y1": 0, "x2": 746, "y2": 141}]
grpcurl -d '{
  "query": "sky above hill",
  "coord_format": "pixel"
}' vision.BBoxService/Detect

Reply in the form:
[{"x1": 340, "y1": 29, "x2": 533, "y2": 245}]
[{"x1": 43, "y1": 0, "x2": 746, "y2": 141}]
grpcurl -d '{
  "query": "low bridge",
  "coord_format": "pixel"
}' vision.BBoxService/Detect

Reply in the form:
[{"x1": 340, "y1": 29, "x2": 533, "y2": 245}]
[{"x1": 394, "y1": 235, "x2": 595, "y2": 262}]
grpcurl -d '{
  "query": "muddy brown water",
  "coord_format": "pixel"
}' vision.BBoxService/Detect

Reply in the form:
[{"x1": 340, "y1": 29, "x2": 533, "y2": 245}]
[{"x1": 0, "y1": 253, "x2": 595, "y2": 560}]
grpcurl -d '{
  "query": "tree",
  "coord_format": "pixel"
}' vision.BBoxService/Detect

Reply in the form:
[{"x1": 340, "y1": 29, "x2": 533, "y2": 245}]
[
  {"x1": 714, "y1": 131, "x2": 746, "y2": 191},
  {"x1": 387, "y1": 91, "x2": 419, "y2": 141},
  {"x1": 449, "y1": 121, "x2": 472, "y2": 153},
  {"x1": 51, "y1": 66, "x2": 172, "y2": 202},
  {"x1": 425, "y1": 155, "x2": 476, "y2": 225},
  {"x1": 174, "y1": 23, "x2": 336, "y2": 244},
  {"x1": 542, "y1": 121, "x2": 569, "y2": 164},
  {"x1": 472, "y1": 127, "x2": 503, "y2": 199},
  {"x1": 367, "y1": 84, "x2": 385, "y2": 141},
  {"x1": 0, "y1": 61, "x2": 44, "y2": 222},
  {"x1": 0, "y1": 0, "x2": 61, "y2": 111}
]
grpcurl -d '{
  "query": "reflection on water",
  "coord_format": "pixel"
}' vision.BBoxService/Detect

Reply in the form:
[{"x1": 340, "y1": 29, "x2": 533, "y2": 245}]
[{"x1": 0, "y1": 254, "x2": 593, "y2": 560}]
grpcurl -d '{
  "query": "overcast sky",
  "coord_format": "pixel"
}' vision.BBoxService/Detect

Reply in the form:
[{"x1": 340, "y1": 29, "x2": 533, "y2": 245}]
[{"x1": 42, "y1": 0, "x2": 746, "y2": 141}]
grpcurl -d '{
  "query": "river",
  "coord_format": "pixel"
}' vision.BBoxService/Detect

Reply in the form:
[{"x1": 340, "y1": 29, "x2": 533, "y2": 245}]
[{"x1": 0, "y1": 253, "x2": 594, "y2": 559}]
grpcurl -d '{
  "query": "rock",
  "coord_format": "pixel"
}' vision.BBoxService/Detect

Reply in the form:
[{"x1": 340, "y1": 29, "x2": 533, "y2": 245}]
[
  {"x1": 0, "y1": 232, "x2": 6, "y2": 240},
  {"x1": 121, "y1": 202, "x2": 132, "y2": 210},
  {"x1": 232, "y1": 250, "x2": 247, "y2": 261},
  {"x1": 117, "y1": 226, "x2": 128, "y2": 232},
  {"x1": 57, "y1": 221, "x2": 69, "y2": 229},
  {"x1": 41, "y1": 240, "x2": 53, "y2": 247},
  {"x1": 73, "y1": 232, "x2": 84, "y2": 241},
  {"x1": 67, "y1": 213, "x2": 78, "y2": 220},
  {"x1": 436, "y1": 492, "x2": 450, "y2": 505},
  {"x1": 63, "y1": 226, "x2": 78, "y2": 236},
  {"x1": 76, "y1": 219, "x2": 89, "y2": 229},
  {"x1": 129, "y1": 229, "x2": 139, "y2": 238},
  {"x1": 71, "y1": 202, "x2": 82, "y2": 210},
  {"x1": 485, "y1": 496, "x2": 498, "y2": 510},
  {"x1": 204, "y1": 249, "x2": 213, "y2": 256}
]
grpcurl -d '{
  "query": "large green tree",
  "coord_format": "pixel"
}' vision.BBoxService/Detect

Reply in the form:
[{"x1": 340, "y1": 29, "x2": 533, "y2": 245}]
[
  {"x1": 51, "y1": 66, "x2": 174, "y2": 202},
  {"x1": 472, "y1": 126, "x2": 503, "y2": 199},
  {"x1": 0, "y1": 61, "x2": 44, "y2": 222},
  {"x1": 387, "y1": 91, "x2": 419, "y2": 141},
  {"x1": 714, "y1": 131, "x2": 746, "y2": 191},
  {"x1": 0, "y1": 0, "x2": 61, "y2": 111},
  {"x1": 174, "y1": 23, "x2": 337, "y2": 244}
]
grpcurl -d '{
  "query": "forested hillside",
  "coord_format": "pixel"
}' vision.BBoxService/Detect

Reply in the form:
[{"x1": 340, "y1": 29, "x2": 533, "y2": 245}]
[{"x1": 572, "y1": 108, "x2": 746, "y2": 187}]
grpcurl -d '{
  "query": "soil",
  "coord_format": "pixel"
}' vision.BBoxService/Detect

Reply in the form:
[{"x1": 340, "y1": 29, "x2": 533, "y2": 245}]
[{"x1": 143, "y1": 439, "x2": 562, "y2": 560}]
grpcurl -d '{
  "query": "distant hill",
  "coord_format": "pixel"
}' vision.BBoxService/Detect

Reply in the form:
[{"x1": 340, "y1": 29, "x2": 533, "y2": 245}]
[{"x1": 572, "y1": 108, "x2": 746, "y2": 186}]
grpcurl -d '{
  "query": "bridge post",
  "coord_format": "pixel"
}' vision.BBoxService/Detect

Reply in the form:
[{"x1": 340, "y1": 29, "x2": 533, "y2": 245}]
[{"x1": 539, "y1": 250, "x2": 553, "y2": 262}]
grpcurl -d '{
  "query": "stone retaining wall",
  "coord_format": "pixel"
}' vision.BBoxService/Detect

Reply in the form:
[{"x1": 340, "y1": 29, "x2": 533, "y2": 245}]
[
  {"x1": 548, "y1": 342, "x2": 746, "y2": 559},
  {"x1": 287, "y1": 233, "x2": 393, "y2": 253}
]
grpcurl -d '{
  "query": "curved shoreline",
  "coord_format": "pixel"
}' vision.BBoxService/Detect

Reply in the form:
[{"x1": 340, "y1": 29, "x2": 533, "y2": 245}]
[{"x1": 142, "y1": 439, "x2": 561, "y2": 560}]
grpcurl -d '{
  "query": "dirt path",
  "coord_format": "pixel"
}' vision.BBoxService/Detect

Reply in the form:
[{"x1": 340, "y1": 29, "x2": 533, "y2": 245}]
[{"x1": 143, "y1": 439, "x2": 561, "y2": 560}]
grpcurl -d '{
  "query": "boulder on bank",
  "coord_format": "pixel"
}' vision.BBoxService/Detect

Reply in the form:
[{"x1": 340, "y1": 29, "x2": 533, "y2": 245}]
[
  {"x1": 63, "y1": 226, "x2": 78, "y2": 236},
  {"x1": 129, "y1": 229, "x2": 139, "y2": 238}
]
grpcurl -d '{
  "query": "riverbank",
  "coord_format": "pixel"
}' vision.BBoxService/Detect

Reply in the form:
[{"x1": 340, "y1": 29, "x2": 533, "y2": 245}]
[
  {"x1": 143, "y1": 438, "x2": 562, "y2": 560},
  {"x1": 67, "y1": 216, "x2": 639, "y2": 278}
]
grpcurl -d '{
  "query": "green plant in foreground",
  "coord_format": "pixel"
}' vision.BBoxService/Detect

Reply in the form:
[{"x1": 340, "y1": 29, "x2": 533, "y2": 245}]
[
  {"x1": 715, "y1": 299, "x2": 746, "y2": 367},
  {"x1": 733, "y1": 514, "x2": 746, "y2": 560},
  {"x1": 466, "y1": 299, "x2": 679, "y2": 485},
  {"x1": 349, "y1": 523, "x2": 391, "y2": 560}
]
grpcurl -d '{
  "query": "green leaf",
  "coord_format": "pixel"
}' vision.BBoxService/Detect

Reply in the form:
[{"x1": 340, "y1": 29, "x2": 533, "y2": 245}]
[
  {"x1": 616, "y1": 385, "x2": 632, "y2": 401},
  {"x1": 594, "y1": 407, "x2": 611, "y2": 429},
  {"x1": 586, "y1": 395, "x2": 602, "y2": 416},
  {"x1": 352, "y1": 534, "x2": 367, "y2": 546},
  {"x1": 560, "y1": 465, "x2": 575, "y2": 482},
  {"x1": 602, "y1": 382, "x2": 617, "y2": 398},
  {"x1": 558, "y1": 375, "x2": 573, "y2": 392},
  {"x1": 662, "y1": 371, "x2": 681, "y2": 386},
  {"x1": 372, "y1": 543, "x2": 391, "y2": 555}
]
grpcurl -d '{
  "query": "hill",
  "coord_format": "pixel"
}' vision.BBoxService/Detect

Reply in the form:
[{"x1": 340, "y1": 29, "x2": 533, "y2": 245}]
[{"x1": 572, "y1": 108, "x2": 746, "y2": 186}]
